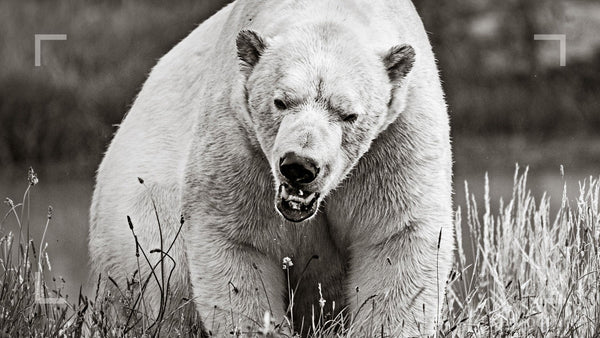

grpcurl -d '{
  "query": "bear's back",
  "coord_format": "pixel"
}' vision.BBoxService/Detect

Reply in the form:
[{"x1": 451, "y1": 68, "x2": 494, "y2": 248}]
[{"x1": 89, "y1": 2, "x2": 237, "y2": 274}]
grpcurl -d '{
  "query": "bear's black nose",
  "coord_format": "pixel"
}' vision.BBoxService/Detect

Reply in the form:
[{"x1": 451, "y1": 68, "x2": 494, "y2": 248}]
[{"x1": 279, "y1": 153, "x2": 319, "y2": 184}]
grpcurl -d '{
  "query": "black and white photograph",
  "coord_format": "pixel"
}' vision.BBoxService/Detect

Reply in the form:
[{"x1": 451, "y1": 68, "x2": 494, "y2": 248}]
[{"x1": 0, "y1": 0, "x2": 599, "y2": 336}]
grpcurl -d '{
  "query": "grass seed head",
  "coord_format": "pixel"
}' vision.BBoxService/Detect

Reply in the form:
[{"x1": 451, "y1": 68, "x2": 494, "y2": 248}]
[
  {"x1": 27, "y1": 167, "x2": 38, "y2": 186},
  {"x1": 282, "y1": 257, "x2": 293, "y2": 270}
]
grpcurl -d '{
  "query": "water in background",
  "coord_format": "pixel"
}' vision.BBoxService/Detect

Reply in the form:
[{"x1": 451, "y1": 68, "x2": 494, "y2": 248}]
[
  {"x1": 1, "y1": 139, "x2": 599, "y2": 301},
  {"x1": 0, "y1": 178, "x2": 92, "y2": 302}
]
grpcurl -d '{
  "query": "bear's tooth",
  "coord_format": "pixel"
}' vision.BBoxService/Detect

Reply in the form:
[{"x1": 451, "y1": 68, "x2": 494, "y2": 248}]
[
  {"x1": 292, "y1": 196, "x2": 304, "y2": 203},
  {"x1": 281, "y1": 185, "x2": 290, "y2": 199},
  {"x1": 299, "y1": 190, "x2": 304, "y2": 197}
]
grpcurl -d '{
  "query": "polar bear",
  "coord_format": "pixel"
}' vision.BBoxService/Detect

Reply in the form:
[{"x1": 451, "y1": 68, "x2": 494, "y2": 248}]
[{"x1": 89, "y1": 0, "x2": 453, "y2": 336}]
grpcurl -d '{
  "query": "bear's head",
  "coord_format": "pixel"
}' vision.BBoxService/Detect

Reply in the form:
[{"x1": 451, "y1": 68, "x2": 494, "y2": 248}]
[{"x1": 236, "y1": 23, "x2": 415, "y2": 222}]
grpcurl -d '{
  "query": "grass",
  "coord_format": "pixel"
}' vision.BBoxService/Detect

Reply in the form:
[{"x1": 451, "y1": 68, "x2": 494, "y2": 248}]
[
  {"x1": 0, "y1": 166, "x2": 598, "y2": 337},
  {"x1": 443, "y1": 166, "x2": 599, "y2": 336}
]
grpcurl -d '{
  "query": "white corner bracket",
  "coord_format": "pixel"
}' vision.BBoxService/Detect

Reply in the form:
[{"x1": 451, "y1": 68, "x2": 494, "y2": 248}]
[
  {"x1": 534, "y1": 34, "x2": 567, "y2": 67},
  {"x1": 34, "y1": 34, "x2": 67, "y2": 67}
]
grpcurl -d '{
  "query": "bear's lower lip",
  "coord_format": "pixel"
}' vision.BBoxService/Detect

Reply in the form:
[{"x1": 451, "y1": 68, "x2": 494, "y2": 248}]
[{"x1": 276, "y1": 183, "x2": 320, "y2": 222}]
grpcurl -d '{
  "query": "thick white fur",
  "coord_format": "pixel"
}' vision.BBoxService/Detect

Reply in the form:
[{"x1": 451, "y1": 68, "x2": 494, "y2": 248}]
[{"x1": 89, "y1": 0, "x2": 453, "y2": 336}]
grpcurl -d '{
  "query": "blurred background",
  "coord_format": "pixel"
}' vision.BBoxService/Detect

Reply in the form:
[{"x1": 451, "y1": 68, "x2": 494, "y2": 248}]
[{"x1": 0, "y1": 0, "x2": 599, "y2": 300}]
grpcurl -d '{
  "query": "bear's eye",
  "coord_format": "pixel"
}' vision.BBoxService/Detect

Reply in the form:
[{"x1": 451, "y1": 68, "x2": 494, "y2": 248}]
[
  {"x1": 342, "y1": 114, "x2": 358, "y2": 123},
  {"x1": 274, "y1": 99, "x2": 287, "y2": 110}
]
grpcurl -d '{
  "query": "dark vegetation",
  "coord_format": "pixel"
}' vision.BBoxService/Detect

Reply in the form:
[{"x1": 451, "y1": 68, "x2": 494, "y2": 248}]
[
  {"x1": 0, "y1": 0, "x2": 599, "y2": 174},
  {"x1": 0, "y1": 0, "x2": 231, "y2": 171}
]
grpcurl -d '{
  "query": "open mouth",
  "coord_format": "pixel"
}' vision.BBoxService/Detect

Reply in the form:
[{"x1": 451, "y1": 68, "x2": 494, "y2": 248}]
[{"x1": 276, "y1": 183, "x2": 320, "y2": 222}]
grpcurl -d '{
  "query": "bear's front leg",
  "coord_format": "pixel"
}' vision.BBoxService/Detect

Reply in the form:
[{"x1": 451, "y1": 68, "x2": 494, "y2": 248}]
[
  {"x1": 346, "y1": 228, "x2": 452, "y2": 337},
  {"x1": 186, "y1": 232, "x2": 286, "y2": 336}
]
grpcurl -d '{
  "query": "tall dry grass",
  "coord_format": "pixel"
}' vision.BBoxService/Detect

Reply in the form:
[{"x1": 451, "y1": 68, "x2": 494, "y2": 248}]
[
  {"x1": 0, "y1": 166, "x2": 598, "y2": 336},
  {"x1": 443, "y1": 166, "x2": 599, "y2": 336}
]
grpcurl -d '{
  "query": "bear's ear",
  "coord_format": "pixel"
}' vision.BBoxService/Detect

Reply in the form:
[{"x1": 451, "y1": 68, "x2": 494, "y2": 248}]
[
  {"x1": 382, "y1": 44, "x2": 416, "y2": 87},
  {"x1": 236, "y1": 30, "x2": 268, "y2": 76}
]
